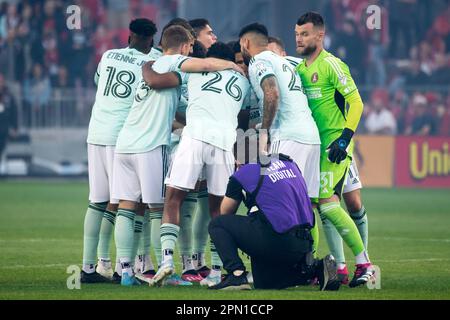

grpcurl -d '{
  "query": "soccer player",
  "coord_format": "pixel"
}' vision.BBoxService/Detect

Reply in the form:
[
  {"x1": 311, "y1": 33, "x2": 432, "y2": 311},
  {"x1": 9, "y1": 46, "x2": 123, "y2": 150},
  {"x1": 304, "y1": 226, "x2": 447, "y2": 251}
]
[
  {"x1": 189, "y1": 18, "x2": 218, "y2": 49},
  {"x1": 267, "y1": 36, "x2": 303, "y2": 68},
  {"x1": 143, "y1": 42, "x2": 249, "y2": 287},
  {"x1": 295, "y1": 12, "x2": 373, "y2": 287},
  {"x1": 112, "y1": 26, "x2": 244, "y2": 286},
  {"x1": 339, "y1": 161, "x2": 369, "y2": 283},
  {"x1": 81, "y1": 18, "x2": 158, "y2": 283},
  {"x1": 239, "y1": 23, "x2": 321, "y2": 200}
]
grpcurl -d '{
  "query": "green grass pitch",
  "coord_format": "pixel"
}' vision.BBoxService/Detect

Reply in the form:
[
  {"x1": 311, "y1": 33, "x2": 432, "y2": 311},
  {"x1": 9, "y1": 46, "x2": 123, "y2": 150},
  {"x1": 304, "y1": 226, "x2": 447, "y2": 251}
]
[{"x1": 0, "y1": 181, "x2": 449, "y2": 300}]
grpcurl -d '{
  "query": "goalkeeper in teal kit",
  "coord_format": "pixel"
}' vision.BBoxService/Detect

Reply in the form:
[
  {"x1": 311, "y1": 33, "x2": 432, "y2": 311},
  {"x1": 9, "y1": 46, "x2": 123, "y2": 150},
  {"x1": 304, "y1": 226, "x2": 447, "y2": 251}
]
[{"x1": 295, "y1": 12, "x2": 374, "y2": 287}]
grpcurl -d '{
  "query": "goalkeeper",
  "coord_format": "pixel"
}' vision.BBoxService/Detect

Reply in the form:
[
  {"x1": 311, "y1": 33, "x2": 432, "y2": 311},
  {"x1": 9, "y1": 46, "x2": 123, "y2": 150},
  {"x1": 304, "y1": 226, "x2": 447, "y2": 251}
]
[{"x1": 295, "y1": 12, "x2": 374, "y2": 287}]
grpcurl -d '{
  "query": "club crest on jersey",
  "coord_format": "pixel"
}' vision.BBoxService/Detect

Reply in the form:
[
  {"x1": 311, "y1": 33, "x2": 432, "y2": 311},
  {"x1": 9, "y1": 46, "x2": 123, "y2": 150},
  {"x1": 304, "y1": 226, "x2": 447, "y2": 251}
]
[
  {"x1": 255, "y1": 62, "x2": 267, "y2": 77},
  {"x1": 311, "y1": 72, "x2": 319, "y2": 83},
  {"x1": 339, "y1": 75, "x2": 347, "y2": 85}
]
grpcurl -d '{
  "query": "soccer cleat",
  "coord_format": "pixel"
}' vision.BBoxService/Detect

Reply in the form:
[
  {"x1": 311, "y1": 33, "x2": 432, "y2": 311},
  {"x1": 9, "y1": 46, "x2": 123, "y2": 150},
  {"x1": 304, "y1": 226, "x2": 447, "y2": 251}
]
[
  {"x1": 163, "y1": 273, "x2": 193, "y2": 286},
  {"x1": 135, "y1": 270, "x2": 156, "y2": 284},
  {"x1": 196, "y1": 265, "x2": 211, "y2": 278},
  {"x1": 209, "y1": 273, "x2": 252, "y2": 290},
  {"x1": 317, "y1": 254, "x2": 341, "y2": 291},
  {"x1": 200, "y1": 273, "x2": 222, "y2": 287},
  {"x1": 150, "y1": 260, "x2": 174, "y2": 287},
  {"x1": 349, "y1": 263, "x2": 375, "y2": 288},
  {"x1": 337, "y1": 265, "x2": 349, "y2": 285},
  {"x1": 112, "y1": 272, "x2": 121, "y2": 284},
  {"x1": 80, "y1": 270, "x2": 111, "y2": 284},
  {"x1": 181, "y1": 269, "x2": 204, "y2": 282},
  {"x1": 121, "y1": 273, "x2": 141, "y2": 286},
  {"x1": 96, "y1": 261, "x2": 114, "y2": 280}
]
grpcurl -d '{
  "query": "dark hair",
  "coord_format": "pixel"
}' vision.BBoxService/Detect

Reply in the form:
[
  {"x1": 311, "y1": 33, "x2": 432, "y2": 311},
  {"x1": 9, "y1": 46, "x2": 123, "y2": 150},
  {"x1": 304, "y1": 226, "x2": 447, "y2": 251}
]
[
  {"x1": 238, "y1": 23, "x2": 268, "y2": 38},
  {"x1": 189, "y1": 18, "x2": 210, "y2": 33},
  {"x1": 228, "y1": 40, "x2": 241, "y2": 54},
  {"x1": 129, "y1": 18, "x2": 157, "y2": 37},
  {"x1": 268, "y1": 36, "x2": 285, "y2": 50},
  {"x1": 206, "y1": 42, "x2": 235, "y2": 62},
  {"x1": 191, "y1": 40, "x2": 207, "y2": 58},
  {"x1": 160, "y1": 18, "x2": 196, "y2": 45},
  {"x1": 161, "y1": 25, "x2": 191, "y2": 51},
  {"x1": 296, "y1": 12, "x2": 325, "y2": 28}
]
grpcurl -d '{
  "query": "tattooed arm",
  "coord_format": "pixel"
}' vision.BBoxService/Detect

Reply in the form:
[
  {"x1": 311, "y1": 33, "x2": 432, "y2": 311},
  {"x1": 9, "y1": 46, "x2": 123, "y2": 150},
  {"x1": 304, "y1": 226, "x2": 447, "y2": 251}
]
[{"x1": 260, "y1": 75, "x2": 280, "y2": 153}]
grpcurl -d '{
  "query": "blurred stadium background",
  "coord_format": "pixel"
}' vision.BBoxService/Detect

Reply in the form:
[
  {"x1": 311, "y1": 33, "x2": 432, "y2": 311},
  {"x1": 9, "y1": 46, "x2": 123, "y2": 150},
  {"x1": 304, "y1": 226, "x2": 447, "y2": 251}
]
[{"x1": 0, "y1": 0, "x2": 449, "y2": 189}]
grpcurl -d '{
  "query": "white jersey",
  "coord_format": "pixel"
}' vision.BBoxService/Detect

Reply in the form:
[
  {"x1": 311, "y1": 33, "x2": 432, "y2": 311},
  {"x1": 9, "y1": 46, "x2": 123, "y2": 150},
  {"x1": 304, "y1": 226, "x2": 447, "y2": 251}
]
[
  {"x1": 115, "y1": 54, "x2": 189, "y2": 154},
  {"x1": 183, "y1": 70, "x2": 250, "y2": 151},
  {"x1": 87, "y1": 47, "x2": 155, "y2": 146},
  {"x1": 285, "y1": 56, "x2": 303, "y2": 68},
  {"x1": 248, "y1": 50, "x2": 320, "y2": 145}
]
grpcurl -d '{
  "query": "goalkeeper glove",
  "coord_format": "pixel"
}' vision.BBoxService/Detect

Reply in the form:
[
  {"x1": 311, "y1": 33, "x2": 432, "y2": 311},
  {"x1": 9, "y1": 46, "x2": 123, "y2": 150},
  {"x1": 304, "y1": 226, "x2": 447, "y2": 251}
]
[{"x1": 327, "y1": 128, "x2": 354, "y2": 164}]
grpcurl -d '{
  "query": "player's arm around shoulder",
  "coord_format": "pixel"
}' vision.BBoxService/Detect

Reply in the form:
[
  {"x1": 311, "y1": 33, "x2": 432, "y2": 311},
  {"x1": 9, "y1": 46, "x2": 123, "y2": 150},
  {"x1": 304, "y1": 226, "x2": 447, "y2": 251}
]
[
  {"x1": 142, "y1": 60, "x2": 181, "y2": 90},
  {"x1": 180, "y1": 57, "x2": 245, "y2": 75}
]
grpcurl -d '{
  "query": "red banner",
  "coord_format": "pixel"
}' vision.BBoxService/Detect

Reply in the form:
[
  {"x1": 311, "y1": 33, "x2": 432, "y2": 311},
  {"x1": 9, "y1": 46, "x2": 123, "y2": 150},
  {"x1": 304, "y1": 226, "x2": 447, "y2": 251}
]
[{"x1": 395, "y1": 136, "x2": 450, "y2": 188}]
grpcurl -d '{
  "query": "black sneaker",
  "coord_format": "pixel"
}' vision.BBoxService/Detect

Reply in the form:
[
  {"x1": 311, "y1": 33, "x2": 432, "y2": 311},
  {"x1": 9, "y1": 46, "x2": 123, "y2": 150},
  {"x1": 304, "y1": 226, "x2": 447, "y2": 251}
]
[
  {"x1": 208, "y1": 273, "x2": 252, "y2": 290},
  {"x1": 112, "y1": 272, "x2": 122, "y2": 284},
  {"x1": 317, "y1": 254, "x2": 341, "y2": 291},
  {"x1": 80, "y1": 270, "x2": 111, "y2": 284}
]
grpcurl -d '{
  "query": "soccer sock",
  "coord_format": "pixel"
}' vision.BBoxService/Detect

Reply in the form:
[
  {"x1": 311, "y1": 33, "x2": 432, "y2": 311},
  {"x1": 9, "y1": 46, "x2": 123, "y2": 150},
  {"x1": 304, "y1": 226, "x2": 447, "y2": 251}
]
[
  {"x1": 160, "y1": 223, "x2": 180, "y2": 264},
  {"x1": 210, "y1": 239, "x2": 223, "y2": 269},
  {"x1": 192, "y1": 190, "x2": 210, "y2": 266},
  {"x1": 192, "y1": 253, "x2": 207, "y2": 270},
  {"x1": 82, "y1": 202, "x2": 108, "y2": 273},
  {"x1": 178, "y1": 194, "x2": 196, "y2": 261},
  {"x1": 319, "y1": 211, "x2": 345, "y2": 265},
  {"x1": 136, "y1": 210, "x2": 153, "y2": 272},
  {"x1": 181, "y1": 255, "x2": 196, "y2": 274},
  {"x1": 311, "y1": 208, "x2": 320, "y2": 259},
  {"x1": 319, "y1": 202, "x2": 365, "y2": 258},
  {"x1": 132, "y1": 214, "x2": 144, "y2": 267},
  {"x1": 97, "y1": 209, "x2": 116, "y2": 261},
  {"x1": 115, "y1": 258, "x2": 122, "y2": 276},
  {"x1": 350, "y1": 205, "x2": 369, "y2": 252},
  {"x1": 114, "y1": 209, "x2": 135, "y2": 273},
  {"x1": 209, "y1": 266, "x2": 222, "y2": 278},
  {"x1": 150, "y1": 210, "x2": 163, "y2": 266}
]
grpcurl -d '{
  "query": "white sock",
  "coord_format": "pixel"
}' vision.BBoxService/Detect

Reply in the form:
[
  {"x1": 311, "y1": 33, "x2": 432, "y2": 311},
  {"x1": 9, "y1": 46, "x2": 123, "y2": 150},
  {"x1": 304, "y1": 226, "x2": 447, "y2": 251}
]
[
  {"x1": 337, "y1": 263, "x2": 347, "y2": 270},
  {"x1": 120, "y1": 258, "x2": 133, "y2": 277},
  {"x1": 182, "y1": 255, "x2": 195, "y2": 273},
  {"x1": 115, "y1": 259, "x2": 122, "y2": 276},
  {"x1": 355, "y1": 251, "x2": 370, "y2": 265},
  {"x1": 98, "y1": 258, "x2": 112, "y2": 269},
  {"x1": 162, "y1": 249, "x2": 174, "y2": 265},
  {"x1": 193, "y1": 252, "x2": 206, "y2": 269},
  {"x1": 82, "y1": 264, "x2": 95, "y2": 274},
  {"x1": 140, "y1": 254, "x2": 154, "y2": 273},
  {"x1": 209, "y1": 268, "x2": 221, "y2": 278}
]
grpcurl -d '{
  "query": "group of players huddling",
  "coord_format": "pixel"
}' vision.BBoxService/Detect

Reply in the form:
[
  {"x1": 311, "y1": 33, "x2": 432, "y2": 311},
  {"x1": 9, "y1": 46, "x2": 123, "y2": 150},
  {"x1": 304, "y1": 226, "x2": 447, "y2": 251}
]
[{"x1": 81, "y1": 11, "x2": 374, "y2": 290}]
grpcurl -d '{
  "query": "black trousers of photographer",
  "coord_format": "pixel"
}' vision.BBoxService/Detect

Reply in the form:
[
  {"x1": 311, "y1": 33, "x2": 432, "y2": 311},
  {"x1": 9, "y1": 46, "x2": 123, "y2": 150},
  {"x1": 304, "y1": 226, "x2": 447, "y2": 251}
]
[{"x1": 209, "y1": 211, "x2": 313, "y2": 289}]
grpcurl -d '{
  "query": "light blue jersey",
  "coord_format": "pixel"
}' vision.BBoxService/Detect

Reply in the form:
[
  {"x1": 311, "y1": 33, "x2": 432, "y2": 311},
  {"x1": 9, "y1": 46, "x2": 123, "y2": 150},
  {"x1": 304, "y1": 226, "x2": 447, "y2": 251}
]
[
  {"x1": 248, "y1": 50, "x2": 320, "y2": 145},
  {"x1": 87, "y1": 47, "x2": 155, "y2": 145},
  {"x1": 115, "y1": 54, "x2": 189, "y2": 154},
  {"x1": 182, "y1": 70, "x2": 250, "y2": 151}
]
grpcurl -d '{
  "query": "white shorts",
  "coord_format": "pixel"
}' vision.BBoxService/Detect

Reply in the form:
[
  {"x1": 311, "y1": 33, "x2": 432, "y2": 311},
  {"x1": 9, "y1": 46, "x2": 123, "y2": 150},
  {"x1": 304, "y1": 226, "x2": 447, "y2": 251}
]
[
  {"x1": 270, "y1": 140, "x2": 320, "y2": 199},
  {"x1": 165, "y1": 136, "x2": 234, "y2": 196},
  {"x1": 88, "y1": 144, "x2": 118, "y2": 204},
  {"x1": 112, "y1": 146, "x2": 169, "y2": 204},
  {"x1": 170, "y1": 140, "x2": 206, "y2": 182},
  {"x1": 343, "y1": 158, "x2": 363, "y2": 193}
]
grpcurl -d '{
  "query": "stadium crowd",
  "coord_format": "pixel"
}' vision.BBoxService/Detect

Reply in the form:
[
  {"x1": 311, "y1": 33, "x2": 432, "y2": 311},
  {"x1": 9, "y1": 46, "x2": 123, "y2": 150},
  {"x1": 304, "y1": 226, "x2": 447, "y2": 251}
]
[{"x1": 0, "y1": 0, "x2": 448, "y2": 135}]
